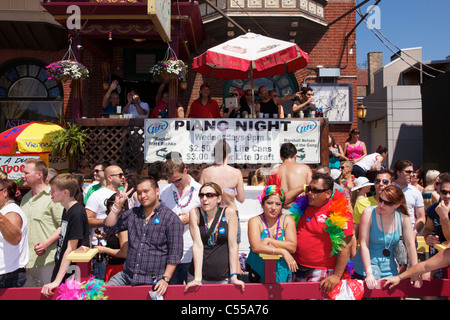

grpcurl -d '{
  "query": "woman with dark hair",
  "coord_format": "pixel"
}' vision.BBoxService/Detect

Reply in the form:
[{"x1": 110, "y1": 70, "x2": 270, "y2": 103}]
[
  {"x1": 185, "y1": 182, "x2": 244, "y2": 291},
  {"x1": 328, "y1": 134, "x2": 344, "y2": 169},
  {"x1": 187, "y1": 83, "x2": 221, "y2": 118},
  {"x1": 343, "y1": 128, "x2": 367, "y2": 163},
  {"x1": 246, "y1": 185, "x2": 298, "y2": 283},
  {"x1": 0, "y1": 178, "x2": 28, "y2": 288},
  {"x1": 95, "y1": 194, "x2": 128, "y2": 283},
  {"x1": 352, "y1": 185, "x2": 420, "y2": 290},
  {"x1": 351, "y1": 146, "x2": 388, "y2": 178}
]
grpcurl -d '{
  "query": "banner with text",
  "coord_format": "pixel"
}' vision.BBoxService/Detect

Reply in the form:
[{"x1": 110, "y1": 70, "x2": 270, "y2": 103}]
[{"x1": 144, "y1": 119, "x2": 320, "y2": 164}]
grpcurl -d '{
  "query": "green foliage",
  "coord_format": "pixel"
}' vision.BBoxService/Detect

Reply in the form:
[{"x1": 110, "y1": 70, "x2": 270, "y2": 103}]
[{"x1": 49, "y1": 122, "x2": 88, "y2": 158}]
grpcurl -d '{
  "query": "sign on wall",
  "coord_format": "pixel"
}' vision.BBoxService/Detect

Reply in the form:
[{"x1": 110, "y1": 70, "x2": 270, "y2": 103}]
[
  {"x1": 144, "y1": 119, "x2": 320, "y2": 164},
  {"x1": 148, "y1": 0, "x2": 171, "y2": 42},
  {"x1": 308, "y1": 83, "x2": 353, "y2": 124}
]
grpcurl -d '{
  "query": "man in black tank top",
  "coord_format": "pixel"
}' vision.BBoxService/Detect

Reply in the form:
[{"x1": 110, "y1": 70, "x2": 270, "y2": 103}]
[{"x1": 255, "y1": 86, "x2": 300, "y2": 118}]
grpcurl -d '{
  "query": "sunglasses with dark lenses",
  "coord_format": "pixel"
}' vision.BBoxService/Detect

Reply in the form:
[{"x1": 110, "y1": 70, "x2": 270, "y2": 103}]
[
  {"x1": 198, "y1": 192, "x2": 218, "y2": 199},
  {"x1": 231, "y1": 93, "x2": 239, "y2": 97},
  {"x1": 375, "y1": 178, "x2": 390, "y2": 185},
  {"x1": 110, "y1": 173, "x2": 125, "y2": 178},
  {"x1": 93, "y1": 169, "x2": 103, "y2": 173},
  {"x1": 305, "y1": 186, "x2": 330, "y2": 194},
  {"x1": 170, "y1": 177, "x2": 183, "y2": 184},
  {"x1": 403, "y1": 170, "x2": 414, "y2": 174},
  {"x1": 441, "y1": 190, "x2": 450, "y2": 196},
  {"x1": 379, "y1": 197, "x2": 395, "y2": 206}
]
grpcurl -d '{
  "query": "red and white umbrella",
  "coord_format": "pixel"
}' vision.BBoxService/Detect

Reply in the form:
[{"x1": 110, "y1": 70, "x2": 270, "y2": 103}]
[{"x1": 192, "y1": 32, "x2": 309, "y2": 79}]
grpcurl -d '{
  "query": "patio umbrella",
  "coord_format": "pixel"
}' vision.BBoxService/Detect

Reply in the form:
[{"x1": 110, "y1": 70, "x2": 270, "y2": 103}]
[
  {"x1": 0, "y1": 121, "x2": 65, "y2": 155},
  {"x1": 192, "y1": 32, "x2": 309, "y2": 80}
]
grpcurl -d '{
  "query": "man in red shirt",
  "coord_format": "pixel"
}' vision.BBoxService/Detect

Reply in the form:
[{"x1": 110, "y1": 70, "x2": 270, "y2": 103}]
[
  {"x1": 293, "y1": 172, "x2": 353, "y2": 293},
  {"x1": 187, "y1": 83, "x2": 221, "y2": 118}
]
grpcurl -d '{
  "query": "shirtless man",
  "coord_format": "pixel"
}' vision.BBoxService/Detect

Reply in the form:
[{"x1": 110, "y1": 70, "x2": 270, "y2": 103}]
[
  {"x1": 273, "y1": 142, "x2": 312, "y2": 205},
  {"x1": 199, "y1": 139, "x2": 245, "y2": 212}
]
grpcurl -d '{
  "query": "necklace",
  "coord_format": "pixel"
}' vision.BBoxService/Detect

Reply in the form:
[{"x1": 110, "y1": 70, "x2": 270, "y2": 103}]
[
  {"x1": 261, "y1": 213, "x2": 281, "y2": 239},
  {"x1": 341, "y1": 175, "x2": 356, "y2": 188},
  {"x1": 203, "y1": 207, "x2": 221, "y2": 247},
  {"x1": 0, "y1": 199, "x2": 14, "y2": 210},
  {"x1": 173, "y1": 187, "x2": 194, "y2": 208},
  {"x1": 379, "y1": 210, "x2": 396, "y2": 257}
]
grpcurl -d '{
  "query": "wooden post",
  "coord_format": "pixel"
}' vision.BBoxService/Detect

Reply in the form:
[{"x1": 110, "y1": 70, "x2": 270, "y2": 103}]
[
  {"x1": 67, "y1": 248, "x2": 98, "y2": 282},
  {"x1": 259, "y1": 253, "x2": 282, "y2": 283}
]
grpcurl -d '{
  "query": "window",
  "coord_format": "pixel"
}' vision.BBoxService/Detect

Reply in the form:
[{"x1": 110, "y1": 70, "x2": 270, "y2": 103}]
[{"x1": 0, "y1": 60, "x2": 63, "y2": 131}]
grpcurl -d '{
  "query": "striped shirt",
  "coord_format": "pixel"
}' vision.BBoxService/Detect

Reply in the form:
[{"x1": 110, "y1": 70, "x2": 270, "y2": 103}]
[{"x1": 103, "y1": 203, "x2": 183, "y2": 286}]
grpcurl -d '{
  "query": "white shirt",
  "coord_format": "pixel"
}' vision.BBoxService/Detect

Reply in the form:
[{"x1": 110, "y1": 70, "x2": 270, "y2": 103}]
[
  {"x1": 396, "y1": 183, "x2": 424, "y2": 229},
  {"x1": 128, "y1": 102, "x2": 149, "y2": 118},
  {"x1": 159, "y1": 176, "x2": 201, "y2": 263},
  {"x1": 85, "y1": 187, "x2": 116, "y2": 245},
  {"x1": 0, "y1": 202, "x2": 29, "y2": 274},
  {"x1": 354, "y1": 152, "x2": 381, "y2": 171}
]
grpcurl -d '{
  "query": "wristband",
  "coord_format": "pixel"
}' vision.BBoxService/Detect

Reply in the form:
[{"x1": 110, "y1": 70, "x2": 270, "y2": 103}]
[
  {"x1": 114, "y1": 202, "x2": 123, "y2": 208},
  {"x1": 229, "y1": 273, "x2": 238, "y2": 278},
  {"x1": 194, "y1": 277, "x2": 202, "y2": 282}
]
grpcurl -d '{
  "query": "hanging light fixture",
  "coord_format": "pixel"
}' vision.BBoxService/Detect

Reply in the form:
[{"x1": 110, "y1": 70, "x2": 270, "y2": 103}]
[
  {"x1": 180, "y1": 80, "x2": 188, "y2": 90},
  {"x1": 357, "y1": 103, "x2": 367, "y2": 121}
]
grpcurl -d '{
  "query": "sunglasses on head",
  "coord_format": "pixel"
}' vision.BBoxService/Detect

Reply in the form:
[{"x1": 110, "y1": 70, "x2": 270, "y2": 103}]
[
  {"x1": 198, "y1": 192, "x2": 218, "y2": 199},
  {"x1": 375, "y1": 178, "x2": 390, "y2": 185},
  {"x1": 441, "y1": 190, "x2": 450, "y2": 196},
  {"x1": 305, "y1": 186, "x2": 330, "y2": 194},
  {"x1": 379, "y1": 197, "x2": 395, "y2": 206}
]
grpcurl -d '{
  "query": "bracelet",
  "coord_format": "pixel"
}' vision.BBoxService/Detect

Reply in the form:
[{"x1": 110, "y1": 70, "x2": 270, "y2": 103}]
[
  {"x1": 194, "y1": 277, "x2": 202, "y2": 282},
  {"x1": 110, "y1": 204, "x2": 122, "y2": 213},
  {"x1": 398, "y1": 274, "x2": 402, "y2": 281},
  {"x1": 114, "y1": 202, "x2": 123, "y2": 208},
  {"x1": 229, "y1": 273, "x2": 238, "y2": 278}
]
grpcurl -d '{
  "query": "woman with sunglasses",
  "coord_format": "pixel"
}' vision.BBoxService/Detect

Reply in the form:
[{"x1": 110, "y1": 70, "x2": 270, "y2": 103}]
[
  {"x1": 352, "y1": 185, "x2": 420, "y2": 290},
  {"x1": 223, "y1": 89, "x2": 250, "y2": 118},
  {"x1": 246, "y1": 185, "x2": 298, "y2": 283},
  {"x1": 185, "y1": 182, "x2": 244, "y2": 291}
]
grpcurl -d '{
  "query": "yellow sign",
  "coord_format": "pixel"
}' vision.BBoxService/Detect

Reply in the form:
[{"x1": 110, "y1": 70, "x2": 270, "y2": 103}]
[{"x1": 148, "y1": 0, "x2": 171, "y2": 42}]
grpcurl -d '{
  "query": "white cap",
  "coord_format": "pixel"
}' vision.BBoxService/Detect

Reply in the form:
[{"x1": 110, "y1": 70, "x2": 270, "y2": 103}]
[
  {"x1": 351, "y1": 177, "x2": 374, "y2": 191},
  {"x1": 330, "y1": 169, "x2": 341, "y2": 180}
]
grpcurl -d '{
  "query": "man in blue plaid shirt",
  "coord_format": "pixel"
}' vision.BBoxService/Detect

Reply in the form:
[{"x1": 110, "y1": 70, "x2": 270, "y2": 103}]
[{"x1": 104, "y1": 177, "x2": 183, "y2": 295}]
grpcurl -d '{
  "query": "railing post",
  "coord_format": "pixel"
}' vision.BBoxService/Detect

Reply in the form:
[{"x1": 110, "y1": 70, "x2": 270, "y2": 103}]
[
  {"x1": 259, "y1": 253, "x2": 282, "y2": 284},
  {"x1": 67, "y1": 248, "x2": 98, "y2": 282}
]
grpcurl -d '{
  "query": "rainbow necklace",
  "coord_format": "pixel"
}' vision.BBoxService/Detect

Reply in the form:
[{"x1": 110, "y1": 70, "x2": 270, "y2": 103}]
[
  {"x1": 341, "y1": 175, "x2": 356, "y2": 188},
  {"x1": 203, "y1": 207, "x2": 221, "y2": 247},
  {"x1": 173, "y1": 187, "x2": 194, "y2": 208}
]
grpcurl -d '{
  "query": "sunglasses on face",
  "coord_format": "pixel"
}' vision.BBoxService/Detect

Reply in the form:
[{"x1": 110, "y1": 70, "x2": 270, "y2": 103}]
[
  {"x1": 403, "y1": 170, "x2": 414, "y2": 175},
  {"x1": 170, "y1": 177, "x2": 183, "y2": 184},
  {"x1": 379, "y1": 197, "x2": 395, "y2": 206},
  {"x1": 231, "y1": 93, "x2": 239, "y2": 97},
  {"x1": 198, "y1": 192, "x2": 218, "y2": 199},
  {"x1": 441, "y1": 190, "x2": 450, "y2": 196},
  {"x1": 261, "y1": 90, "x2": 269, "y2": 94},
  {"x1": 305, "y1": 186, "x2": 330, "y2": 194},
  {"x1": 339, "y1": 166, "x2": 349, "y2": 170},
  {"x1": 110, "y1": 173, "x2": 125, "y2": 178},
  {"x1": 93, "y1": 169, "x2": 103, "y2": 174},
  {"x1": 375, "y1": 178, "x2": 390, "y2": 185}
]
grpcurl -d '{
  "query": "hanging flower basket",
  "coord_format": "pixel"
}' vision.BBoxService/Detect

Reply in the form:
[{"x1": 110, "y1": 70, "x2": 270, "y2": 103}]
[
  {"x1": 46, "y1": 60, "x2": 90, "y2": 82},
  {"x1": 150, "y1": 59, "x2": 187, "y2": 82}
]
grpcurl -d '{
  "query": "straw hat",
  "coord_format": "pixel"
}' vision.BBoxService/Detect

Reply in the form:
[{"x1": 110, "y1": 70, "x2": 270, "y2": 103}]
[{"x1": 351, "y1": 177, "x2": 374, "y2": 191}]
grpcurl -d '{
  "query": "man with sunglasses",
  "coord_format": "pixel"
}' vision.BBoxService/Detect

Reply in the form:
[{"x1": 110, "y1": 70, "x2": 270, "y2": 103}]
[
  {"x1": 255, "y1": 85, "x2": 299, "y2": 118},
  {"x1": 353, "y1": 169, "x2": 395, "y2": 240},
  {"x1": 292, "y1": 87, "x2": 316, "y2": 118},
  {"x1": 293, "y1": 173, "x2": 353, "y2": 293},
  {"x1": 85, "y1": 165, "x2": 126, "y2": 280},
  {"x1": 83, "y1": 162, "x2": 108, "y2": 204},
  {"x1": 160, "y1": 158, "x2": 202, "y2": 284},
  {"x1": 394, "y1": 160, "x2": 426, "y2": 236}
]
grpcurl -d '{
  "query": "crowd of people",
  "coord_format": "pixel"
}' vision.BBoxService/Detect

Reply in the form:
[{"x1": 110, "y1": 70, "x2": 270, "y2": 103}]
[
  {"x1": 102, "y1": 81, "x2": 320, "y2": 119},
  {"x1": 0, "y1": 135, "x2": 449, "y2": 300}
]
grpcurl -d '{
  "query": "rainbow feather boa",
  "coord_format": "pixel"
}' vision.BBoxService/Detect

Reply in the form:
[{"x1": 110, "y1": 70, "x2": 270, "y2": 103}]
[
  {"x1": 57, "y1": 276, "x2": 108, "y2": 300},
  {"x1": 288, "y1": 189, "x2": 350, "y2": 256}
]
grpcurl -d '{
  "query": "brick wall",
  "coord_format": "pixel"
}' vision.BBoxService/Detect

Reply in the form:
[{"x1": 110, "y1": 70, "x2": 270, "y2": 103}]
[{"x1": 184, "y1": 0, "x2": 359, "y2": 150}]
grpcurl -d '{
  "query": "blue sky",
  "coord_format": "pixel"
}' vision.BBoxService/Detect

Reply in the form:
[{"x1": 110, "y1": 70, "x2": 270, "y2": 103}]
[{"x1": 355, "y1": 0, "x2": 450, "y2": 67}]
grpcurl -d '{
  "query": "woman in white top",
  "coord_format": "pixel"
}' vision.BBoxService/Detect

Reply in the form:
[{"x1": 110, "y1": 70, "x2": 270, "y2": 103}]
[
  {"x1": 352, "y1": 146, "x2": 388, "y2": 178},
  {"x1": 0, "y1": 178, "x2": 28, "y2": 288}
]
